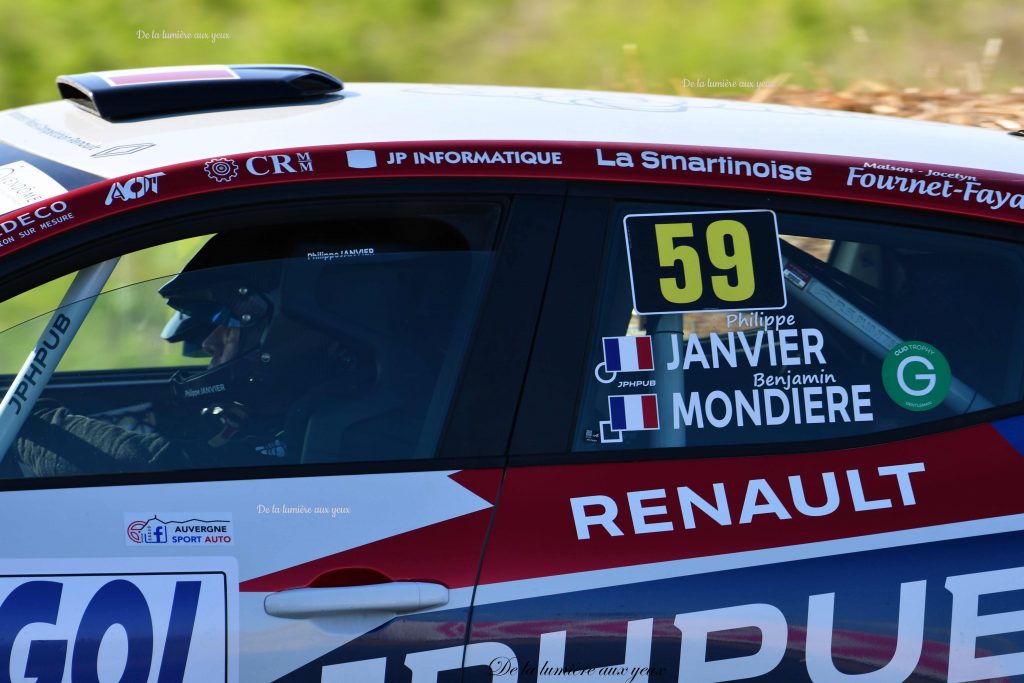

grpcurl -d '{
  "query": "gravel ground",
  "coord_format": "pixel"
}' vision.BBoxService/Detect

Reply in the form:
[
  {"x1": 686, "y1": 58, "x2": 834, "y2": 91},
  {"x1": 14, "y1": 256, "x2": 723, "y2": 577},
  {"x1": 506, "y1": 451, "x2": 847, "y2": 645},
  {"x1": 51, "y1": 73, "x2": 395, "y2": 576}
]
[{"x1": 744, "y1": 80, "x2": 1024, "y2": 132}]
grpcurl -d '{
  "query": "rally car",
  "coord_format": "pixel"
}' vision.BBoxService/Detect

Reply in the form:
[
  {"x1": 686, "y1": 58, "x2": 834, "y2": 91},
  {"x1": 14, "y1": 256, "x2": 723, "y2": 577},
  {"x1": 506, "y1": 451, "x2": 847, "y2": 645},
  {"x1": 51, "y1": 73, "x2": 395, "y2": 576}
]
[{"x1": 0, "y1": 63, "x2": 1022, "y2": 682}]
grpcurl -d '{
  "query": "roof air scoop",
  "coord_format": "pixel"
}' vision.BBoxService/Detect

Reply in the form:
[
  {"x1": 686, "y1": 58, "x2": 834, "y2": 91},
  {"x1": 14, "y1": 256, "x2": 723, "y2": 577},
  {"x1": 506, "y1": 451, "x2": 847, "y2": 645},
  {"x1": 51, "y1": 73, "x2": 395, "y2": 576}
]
[{"x1": 56, "y1": 64, "x2": 343, "y2": 121}]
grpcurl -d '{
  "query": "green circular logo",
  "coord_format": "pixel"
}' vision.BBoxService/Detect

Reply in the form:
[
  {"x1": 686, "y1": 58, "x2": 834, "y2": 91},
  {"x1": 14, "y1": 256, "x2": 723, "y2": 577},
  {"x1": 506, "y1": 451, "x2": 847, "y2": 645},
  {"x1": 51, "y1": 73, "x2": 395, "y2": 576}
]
[{"x1": 882, "y1": 341, "x2": 951, "y2": 411}]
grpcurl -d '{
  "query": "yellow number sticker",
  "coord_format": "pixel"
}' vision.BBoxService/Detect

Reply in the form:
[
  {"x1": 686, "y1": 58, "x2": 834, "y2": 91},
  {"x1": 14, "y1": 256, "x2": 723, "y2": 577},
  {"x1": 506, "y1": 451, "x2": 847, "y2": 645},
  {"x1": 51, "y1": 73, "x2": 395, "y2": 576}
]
[
  {"x1": 655, "y1": 222, "x2": 702, "y2": 304},
  {"x1": 624, "y1": 210, "x2": 785, "y2": 313},
  {"x1": 706, "y1": 219, "x2": 756, "y2": 302}
]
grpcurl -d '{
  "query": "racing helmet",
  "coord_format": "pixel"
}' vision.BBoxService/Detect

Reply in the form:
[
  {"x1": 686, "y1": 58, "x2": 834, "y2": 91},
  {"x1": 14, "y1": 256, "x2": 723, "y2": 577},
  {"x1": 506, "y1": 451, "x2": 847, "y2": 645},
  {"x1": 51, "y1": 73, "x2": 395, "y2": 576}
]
[{"x1": 158, "y1": 232, "x2": 335, "y2": 444}]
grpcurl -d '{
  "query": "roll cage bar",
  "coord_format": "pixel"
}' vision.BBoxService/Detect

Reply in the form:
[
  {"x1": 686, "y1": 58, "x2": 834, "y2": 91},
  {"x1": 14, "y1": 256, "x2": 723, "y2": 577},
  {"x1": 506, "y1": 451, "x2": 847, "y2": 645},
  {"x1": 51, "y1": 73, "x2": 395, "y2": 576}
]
[{"x1": 0, "y1": 259, "x2": 119, "y2": 462}]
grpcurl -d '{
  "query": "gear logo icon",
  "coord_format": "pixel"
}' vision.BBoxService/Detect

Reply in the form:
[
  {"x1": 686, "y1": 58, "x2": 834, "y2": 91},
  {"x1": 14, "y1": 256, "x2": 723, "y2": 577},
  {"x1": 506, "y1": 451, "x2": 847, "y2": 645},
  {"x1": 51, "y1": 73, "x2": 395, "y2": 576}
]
[{"x1": 204, "y1": 157, "x2": 239, "y2": 183}]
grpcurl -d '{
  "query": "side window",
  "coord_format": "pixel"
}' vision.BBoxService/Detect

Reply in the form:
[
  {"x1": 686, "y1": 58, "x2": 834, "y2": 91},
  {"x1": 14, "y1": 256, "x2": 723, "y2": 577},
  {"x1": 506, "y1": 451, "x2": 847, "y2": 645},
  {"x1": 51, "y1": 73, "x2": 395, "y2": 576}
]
[
  {"x1": 0, "y1": 236, "x2": 212, "y2": 373},
  {"x1": 574, "y1": 201, "x2": 1024, "y2": 452},
  {"x1": 0, "y1": 208, "x2": 499, "y2": 479}
]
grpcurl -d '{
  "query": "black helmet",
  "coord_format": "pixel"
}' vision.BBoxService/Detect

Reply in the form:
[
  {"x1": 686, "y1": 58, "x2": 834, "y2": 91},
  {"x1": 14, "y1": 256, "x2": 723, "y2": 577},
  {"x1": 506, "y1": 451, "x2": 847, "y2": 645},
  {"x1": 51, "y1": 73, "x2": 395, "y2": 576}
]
[{"x1": 158, "y1": 234, "x2": 312, "y2": 446}]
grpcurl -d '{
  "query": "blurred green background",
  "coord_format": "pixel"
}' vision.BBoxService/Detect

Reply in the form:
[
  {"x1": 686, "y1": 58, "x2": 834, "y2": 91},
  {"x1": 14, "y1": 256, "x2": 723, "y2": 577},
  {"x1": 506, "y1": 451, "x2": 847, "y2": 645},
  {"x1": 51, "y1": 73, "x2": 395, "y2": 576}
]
[
  {"x1": 2, "y1": 0, "x2": 1023, "y2": 372},
  {"x1": 0, "y1": 237, "x2": 210, "y2": 372},
  {"x1": 1, "y1": 0, "x2": 1022, "y2": 107}
]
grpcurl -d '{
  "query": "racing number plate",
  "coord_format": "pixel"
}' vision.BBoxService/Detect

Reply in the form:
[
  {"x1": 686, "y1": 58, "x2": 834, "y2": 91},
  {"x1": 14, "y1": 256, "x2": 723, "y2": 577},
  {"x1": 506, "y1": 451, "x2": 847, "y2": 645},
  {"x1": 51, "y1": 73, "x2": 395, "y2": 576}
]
[{"x1": 624, "y1": 209, "x2": 787, "y2": 314}]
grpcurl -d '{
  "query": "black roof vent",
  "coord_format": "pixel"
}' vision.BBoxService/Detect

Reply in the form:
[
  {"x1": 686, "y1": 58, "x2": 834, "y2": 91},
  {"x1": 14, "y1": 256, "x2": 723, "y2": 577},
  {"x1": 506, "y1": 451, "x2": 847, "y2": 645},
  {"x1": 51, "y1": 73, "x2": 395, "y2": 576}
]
[{"x1": 56, "y1": 64, "x2": 343, "y2": 121}]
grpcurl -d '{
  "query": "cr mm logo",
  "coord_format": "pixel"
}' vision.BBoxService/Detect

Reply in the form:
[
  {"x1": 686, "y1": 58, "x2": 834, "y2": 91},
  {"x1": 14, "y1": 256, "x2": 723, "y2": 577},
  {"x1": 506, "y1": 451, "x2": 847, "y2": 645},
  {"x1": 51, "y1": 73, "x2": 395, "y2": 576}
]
[
  {"x1": 105, "y1": 172, "x2": 165, "y2": 205},
  {"x1": 245, "y1": 152, "x2": 314, "y2": 176}
]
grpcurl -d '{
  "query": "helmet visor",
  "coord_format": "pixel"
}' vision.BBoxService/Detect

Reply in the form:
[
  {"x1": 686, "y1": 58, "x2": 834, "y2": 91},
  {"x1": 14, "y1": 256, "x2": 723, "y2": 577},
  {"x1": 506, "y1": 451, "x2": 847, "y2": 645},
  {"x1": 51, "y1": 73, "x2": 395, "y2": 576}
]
[{"x1": 168, "y1": 291, "x2": 272, "y2": 329}]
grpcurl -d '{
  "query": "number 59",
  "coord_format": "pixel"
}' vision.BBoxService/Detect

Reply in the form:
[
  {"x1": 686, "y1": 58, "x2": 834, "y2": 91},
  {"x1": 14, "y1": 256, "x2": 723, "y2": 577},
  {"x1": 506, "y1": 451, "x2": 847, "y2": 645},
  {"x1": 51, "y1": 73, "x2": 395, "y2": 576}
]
[{"x1": 655, "y1": 219, "x2": 756, "y2": 304}]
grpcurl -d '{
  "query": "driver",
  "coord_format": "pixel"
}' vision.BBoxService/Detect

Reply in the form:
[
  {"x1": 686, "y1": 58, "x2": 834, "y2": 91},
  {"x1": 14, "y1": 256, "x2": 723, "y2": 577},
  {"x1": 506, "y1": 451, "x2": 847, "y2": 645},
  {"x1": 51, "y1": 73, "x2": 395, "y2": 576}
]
[
  {"x1": 157, "y1": 237, "x2": 295, "y2": 457},
  {"x1": 6, "y1": 234, "x2": 307, "y2": 478}
]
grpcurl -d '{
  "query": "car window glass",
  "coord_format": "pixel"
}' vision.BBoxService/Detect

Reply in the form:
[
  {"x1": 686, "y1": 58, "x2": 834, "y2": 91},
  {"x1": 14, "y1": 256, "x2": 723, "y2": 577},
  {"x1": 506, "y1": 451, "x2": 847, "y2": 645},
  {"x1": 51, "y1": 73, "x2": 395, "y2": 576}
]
[
  {"x1": 0, "y1": 236, "x2": 211, "y2": 372},
  {"x1": 0, "y1": 215, "x2": 497, "y2": 479},
  {"x1": 574, "y1": 202, "x2": 1024, "y2": 452}
]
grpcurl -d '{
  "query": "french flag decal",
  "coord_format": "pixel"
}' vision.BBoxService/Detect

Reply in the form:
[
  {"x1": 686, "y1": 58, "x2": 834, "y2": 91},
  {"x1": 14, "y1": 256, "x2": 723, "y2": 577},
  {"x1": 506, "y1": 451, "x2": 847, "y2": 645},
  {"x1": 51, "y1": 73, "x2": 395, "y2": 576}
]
[
  {"x1": 608, "y1": 394, "x2": 660, "y2": 431},
  {"x1": 603, "y1": 336, "x2": 654, "y2": 373}
]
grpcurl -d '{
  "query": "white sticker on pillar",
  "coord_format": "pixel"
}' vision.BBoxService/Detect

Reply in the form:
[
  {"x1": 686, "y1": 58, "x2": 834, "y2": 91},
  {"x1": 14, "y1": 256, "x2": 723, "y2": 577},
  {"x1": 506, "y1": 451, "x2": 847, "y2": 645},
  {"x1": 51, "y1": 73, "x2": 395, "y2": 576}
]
[{"x1": 0, "y1": 161, "x2": 67, "y2": 214}]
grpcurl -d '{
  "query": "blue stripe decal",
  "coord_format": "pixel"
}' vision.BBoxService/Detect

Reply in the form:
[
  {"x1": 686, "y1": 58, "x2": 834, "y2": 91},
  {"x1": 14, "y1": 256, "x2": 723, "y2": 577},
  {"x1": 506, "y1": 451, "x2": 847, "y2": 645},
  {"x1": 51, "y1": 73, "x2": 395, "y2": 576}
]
[
  {"x1": 994, "y1": 415, "x2": 1024, "y2": 456},
  {"x1": 609, "y1": 396, "x2": 627, "y2": 431},
  {"x1": 280, "y1": 530, "x2": 1024, "y2": 681},
  {"x1": 604, "y1": 338, "x2": 621, "y2": 373}
]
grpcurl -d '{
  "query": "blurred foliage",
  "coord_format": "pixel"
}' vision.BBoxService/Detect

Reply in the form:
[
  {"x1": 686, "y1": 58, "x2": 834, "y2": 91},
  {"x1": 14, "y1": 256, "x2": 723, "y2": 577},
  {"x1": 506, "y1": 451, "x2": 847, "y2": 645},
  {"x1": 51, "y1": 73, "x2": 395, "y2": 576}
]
[
  {"x1": 0, "y1": 0, "x2": 1023, "y2": 107},
  {"x1": 0, "y1": 237, "x2": 209, "y2": 372}
]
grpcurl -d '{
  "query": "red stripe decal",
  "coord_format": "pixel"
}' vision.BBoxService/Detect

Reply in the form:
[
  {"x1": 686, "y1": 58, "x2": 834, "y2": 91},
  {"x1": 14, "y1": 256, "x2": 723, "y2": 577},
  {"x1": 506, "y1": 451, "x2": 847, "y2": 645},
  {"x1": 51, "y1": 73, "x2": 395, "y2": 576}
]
[
  {"x1": 636, "y1": 336, "x2": 654, "y2": 371},
  {"x1": 4, "y1": 141, "x2": 1024, "y2": 262},
  {"x1": 241, "y1": 469, "x2": 502, "y2": 592},
  {"x1": 108, "y1": 69, "x2": 235, "y2": 85},
  {"x1": 477, "y1": 423, "x2": 1024, "y2": 585},
  {"x1": 641, "y1": 393, "x2": 659, "y2": 429},
  {"x1": 241, "y1": 506, "x2": 492, "y2": 593},
  {"x1": 449, "y1": 469, "x2": 502, "y2": 505},
  {"x1": 241, "y1": 425, "x2": 1024, "y2": 593}
]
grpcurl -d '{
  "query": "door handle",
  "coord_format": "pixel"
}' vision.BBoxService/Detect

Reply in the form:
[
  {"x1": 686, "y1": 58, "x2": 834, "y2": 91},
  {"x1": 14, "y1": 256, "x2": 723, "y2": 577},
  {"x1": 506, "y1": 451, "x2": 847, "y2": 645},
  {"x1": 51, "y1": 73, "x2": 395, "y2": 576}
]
[{"x1": 264, "y1": 581, "x2": 449, "y2": 619}]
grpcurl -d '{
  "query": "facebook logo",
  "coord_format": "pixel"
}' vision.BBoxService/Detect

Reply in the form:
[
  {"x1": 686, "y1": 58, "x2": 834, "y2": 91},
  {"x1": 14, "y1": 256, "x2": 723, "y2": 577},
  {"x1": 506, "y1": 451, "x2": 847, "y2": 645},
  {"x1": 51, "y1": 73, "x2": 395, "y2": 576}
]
[{"x1": 141, "y1": 521, "x2": 168, "y2": 543}]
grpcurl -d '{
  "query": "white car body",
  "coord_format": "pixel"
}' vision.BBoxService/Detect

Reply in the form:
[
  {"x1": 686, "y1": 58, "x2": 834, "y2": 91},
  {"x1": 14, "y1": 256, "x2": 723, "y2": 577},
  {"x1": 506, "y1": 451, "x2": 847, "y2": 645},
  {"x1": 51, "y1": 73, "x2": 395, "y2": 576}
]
[{"x1": 0, "y1": 66, "x2": 1023, "y2": 683}]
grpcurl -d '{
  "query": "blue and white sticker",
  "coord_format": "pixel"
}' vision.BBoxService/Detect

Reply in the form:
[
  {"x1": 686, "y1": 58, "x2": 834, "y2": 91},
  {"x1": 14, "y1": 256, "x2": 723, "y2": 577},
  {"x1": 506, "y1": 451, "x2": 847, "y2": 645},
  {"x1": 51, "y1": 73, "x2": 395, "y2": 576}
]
[
  {"x1": 0, "y1": 557, "x2": 237, "y2": 683},
  {"x1": 125, "y1": 513, "x2": 234, "y2": 546}
]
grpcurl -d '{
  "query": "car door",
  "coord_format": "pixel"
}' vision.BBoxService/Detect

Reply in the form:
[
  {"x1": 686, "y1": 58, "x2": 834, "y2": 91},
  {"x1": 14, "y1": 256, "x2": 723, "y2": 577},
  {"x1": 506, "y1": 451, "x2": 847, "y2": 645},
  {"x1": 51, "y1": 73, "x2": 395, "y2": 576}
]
[
  {"x1": 0, "y1": 178, "x2": 562, "y2": 682},
  {"x1": 467, "y1": 182, "x2": 1024, "y2": 682}
]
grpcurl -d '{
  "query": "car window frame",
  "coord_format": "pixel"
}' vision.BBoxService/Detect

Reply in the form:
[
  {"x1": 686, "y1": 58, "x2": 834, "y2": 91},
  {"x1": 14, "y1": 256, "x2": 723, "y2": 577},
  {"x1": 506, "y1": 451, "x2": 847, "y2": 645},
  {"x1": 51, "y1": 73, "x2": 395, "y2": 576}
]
[
  {"x1": 0, "y1": 178, "x2": 566, "y2": 491},
  {"x1": 509, "y1": 180, "x2": 1024, "y2": 464}
]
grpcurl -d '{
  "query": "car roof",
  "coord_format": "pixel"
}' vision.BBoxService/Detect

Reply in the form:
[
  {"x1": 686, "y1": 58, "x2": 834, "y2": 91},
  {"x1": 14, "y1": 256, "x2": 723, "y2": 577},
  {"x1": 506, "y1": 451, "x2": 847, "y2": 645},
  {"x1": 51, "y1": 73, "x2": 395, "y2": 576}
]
[{"x1": 0, "y1": 82, "x2": 1020, "y2": 179}]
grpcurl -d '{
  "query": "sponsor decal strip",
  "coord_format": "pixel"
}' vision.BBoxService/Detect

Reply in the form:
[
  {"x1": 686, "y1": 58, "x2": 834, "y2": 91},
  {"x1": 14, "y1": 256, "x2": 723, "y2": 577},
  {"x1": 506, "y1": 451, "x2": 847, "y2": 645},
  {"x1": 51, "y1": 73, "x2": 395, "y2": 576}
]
[
  {"x1": 241, "y1": 423, "x2": 1024, "y2": 593},
  {"x1": 478, "y1": 423, "x2": 1024, "y2": 585},
  {"x1": 3, "y1": 141, "x2": 1024, "y2": 259}
]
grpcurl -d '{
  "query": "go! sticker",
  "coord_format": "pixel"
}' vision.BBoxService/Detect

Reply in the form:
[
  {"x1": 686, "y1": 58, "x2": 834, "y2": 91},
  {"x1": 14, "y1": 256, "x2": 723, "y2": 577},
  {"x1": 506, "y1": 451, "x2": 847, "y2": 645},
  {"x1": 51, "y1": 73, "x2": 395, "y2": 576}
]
[
  {"x1": 882, "y1": 341, "x2": 952, "y2": 411},
  {"x1": 0, "y1": 559, "x2": 235, "y2": 682},
  {"x1": 623, "y1": 209, "x2": 787, "y2": 314}
]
